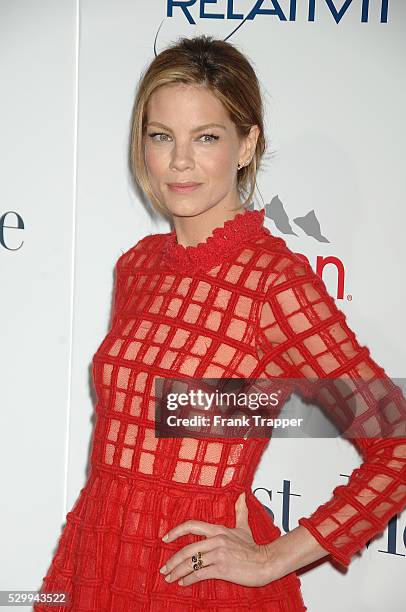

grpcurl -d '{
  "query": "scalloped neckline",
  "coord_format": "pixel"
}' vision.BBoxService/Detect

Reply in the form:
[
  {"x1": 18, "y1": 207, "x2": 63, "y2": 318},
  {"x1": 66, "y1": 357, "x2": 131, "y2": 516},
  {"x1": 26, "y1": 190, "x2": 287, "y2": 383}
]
[{"x1": 162, "y1": 207, "x2": 267, "y2": 274}]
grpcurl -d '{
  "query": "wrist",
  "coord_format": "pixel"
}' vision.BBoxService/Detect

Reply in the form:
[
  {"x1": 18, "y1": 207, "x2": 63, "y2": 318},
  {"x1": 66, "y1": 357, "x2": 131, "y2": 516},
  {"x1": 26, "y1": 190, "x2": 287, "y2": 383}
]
[
  {"x1": 260, "y1": 539, "x2": 288, "y2": 584},
  {"x1": 260, "y1": 526, "x2": 331, "y2": 583}
]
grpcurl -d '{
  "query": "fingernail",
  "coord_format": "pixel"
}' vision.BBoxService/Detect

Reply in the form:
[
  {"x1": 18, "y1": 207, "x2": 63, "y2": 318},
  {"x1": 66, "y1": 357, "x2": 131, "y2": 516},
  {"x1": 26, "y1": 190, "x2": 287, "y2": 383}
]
[
  {"x1": 162, "y1": 534, "x2": 169, "y2": 541},
  {"x1": 178, "y1": 578, "x2": 184, "y2": 586},
  {"x1": 164, "y1": 573, "x2": 172, "y2": 581},
  {"x1": 159, "y1": 565, "x2": 167, "y2": 574}
]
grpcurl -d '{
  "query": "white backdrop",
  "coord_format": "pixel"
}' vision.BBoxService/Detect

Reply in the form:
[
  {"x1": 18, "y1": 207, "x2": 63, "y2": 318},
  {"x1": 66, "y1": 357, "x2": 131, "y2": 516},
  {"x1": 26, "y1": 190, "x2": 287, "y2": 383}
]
[{"x1": 1, "y1": 1, "x2": 405, "y2": 610}]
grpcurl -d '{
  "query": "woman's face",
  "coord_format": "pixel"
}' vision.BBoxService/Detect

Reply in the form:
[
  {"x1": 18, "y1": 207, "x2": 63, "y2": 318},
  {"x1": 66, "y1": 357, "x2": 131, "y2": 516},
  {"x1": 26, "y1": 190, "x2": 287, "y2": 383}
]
[{"x1": 144, "y1": 83, "x2": 257, "y2": 217}]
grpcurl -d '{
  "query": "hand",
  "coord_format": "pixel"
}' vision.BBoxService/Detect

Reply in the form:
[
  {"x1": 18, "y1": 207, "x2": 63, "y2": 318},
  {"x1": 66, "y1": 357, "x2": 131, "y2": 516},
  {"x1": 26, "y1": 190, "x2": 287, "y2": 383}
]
[{"x1": 159, "y1": 491, "x2": 275, "y2": 587}]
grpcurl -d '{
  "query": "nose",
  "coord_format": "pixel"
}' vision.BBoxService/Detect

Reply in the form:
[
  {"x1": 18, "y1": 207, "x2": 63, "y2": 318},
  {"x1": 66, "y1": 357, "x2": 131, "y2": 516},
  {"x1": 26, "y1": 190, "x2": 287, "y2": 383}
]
[{"x1": 169, "y1": 141, "x2": 195, "y2": 172}]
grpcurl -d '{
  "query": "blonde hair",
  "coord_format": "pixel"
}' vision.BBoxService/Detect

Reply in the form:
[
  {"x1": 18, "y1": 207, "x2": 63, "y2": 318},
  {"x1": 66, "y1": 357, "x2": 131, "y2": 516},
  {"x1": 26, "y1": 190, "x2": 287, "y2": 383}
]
[{"x1": 129, "y1": 35, "x2": 266, "y2": 216}]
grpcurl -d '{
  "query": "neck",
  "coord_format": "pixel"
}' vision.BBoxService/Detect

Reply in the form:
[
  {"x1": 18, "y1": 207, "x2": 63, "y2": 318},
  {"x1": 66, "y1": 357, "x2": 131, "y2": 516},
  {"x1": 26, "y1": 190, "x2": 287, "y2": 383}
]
[{"x1": 171, "y1": 196, "x2": 246, "y2": 249}]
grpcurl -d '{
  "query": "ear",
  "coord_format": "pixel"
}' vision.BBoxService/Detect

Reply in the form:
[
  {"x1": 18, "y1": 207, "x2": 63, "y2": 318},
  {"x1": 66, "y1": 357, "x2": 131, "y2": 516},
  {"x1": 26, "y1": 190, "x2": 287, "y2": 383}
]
[{"x1": 238, "y1": 125, "x2": 260, "y2": 166}]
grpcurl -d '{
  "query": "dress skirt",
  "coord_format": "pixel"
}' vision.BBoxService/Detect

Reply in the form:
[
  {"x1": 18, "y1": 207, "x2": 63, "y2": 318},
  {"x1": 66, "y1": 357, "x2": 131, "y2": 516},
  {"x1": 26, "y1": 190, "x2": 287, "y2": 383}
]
[{"x1": 34, "y1": 468, "x2": 307, "y2": 611}]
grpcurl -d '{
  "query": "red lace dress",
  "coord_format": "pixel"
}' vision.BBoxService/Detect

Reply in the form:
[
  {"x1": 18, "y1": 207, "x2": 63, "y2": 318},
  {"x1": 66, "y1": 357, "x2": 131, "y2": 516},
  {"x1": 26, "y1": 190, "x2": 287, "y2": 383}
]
[{"x1": 34, "y1": 207, "x2": 406, "y2": 611}]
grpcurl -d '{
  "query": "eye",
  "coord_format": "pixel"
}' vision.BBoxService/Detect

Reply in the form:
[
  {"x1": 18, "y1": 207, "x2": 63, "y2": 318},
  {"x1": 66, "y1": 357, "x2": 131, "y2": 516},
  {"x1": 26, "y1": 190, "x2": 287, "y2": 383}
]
[
  {"x1": 148, "y1": 132, "x2": 172, "y2": 142},
  {"x1": 199, "y1": 134, "x2": 220, "y2": 143}
]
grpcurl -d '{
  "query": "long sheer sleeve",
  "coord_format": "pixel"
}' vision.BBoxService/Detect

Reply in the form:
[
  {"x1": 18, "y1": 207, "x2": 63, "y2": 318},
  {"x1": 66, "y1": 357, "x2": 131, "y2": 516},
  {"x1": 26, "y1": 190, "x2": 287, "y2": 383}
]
[{"x1": 256, "y1": 257, "x2": 406, "y2": 567}]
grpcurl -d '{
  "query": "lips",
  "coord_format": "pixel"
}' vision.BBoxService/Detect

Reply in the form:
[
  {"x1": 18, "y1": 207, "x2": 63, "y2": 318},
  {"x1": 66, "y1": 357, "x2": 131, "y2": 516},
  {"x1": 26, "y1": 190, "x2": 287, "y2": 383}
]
[
  {"x1": 169, "y1": 182, "x2": 200, "y2": 187},
  {"x1": 167, "y1": 182, "x2": 202, "y2": 193}
]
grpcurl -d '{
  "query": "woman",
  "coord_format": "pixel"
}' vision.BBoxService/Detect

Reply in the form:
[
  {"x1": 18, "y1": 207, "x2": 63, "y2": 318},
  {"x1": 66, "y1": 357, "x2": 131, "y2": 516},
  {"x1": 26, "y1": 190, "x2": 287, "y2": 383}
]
[{"x1": 35, "y1": 35, "x2": 406, "y2": 611}]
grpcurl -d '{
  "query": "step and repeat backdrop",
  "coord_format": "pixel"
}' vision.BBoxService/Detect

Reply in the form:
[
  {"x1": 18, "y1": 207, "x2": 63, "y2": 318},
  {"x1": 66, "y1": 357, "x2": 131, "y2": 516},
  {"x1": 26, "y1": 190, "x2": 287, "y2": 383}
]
[{"x1": 1, "y1": 1, "x2": 405, "y2": 610}]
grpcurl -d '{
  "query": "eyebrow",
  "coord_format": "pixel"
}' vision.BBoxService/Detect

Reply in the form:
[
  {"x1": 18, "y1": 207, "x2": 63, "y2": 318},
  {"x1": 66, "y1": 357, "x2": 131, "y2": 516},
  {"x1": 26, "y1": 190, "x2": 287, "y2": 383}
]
[{"x1": 146, "y1": 121, "x2": 227, "y2": 132}]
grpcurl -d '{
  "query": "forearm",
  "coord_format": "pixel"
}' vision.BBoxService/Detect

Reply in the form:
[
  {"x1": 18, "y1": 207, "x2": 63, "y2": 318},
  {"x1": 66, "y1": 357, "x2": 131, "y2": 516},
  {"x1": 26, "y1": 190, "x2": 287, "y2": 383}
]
[{"x1": 263, "y1": 525, "x2": 330, "y2": 582}]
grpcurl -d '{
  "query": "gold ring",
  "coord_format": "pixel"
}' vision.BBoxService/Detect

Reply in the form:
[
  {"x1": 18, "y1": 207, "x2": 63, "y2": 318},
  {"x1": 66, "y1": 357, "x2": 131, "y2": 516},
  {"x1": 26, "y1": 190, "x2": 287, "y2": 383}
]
[{"x1": 191, "y1": 551, "x2": 204, "y2": 571}]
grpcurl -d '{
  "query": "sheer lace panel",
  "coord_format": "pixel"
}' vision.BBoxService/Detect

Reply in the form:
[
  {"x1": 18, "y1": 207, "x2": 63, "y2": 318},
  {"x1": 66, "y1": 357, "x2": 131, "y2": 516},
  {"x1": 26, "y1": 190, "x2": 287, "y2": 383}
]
[
  {"x1": 257, "y1": 259, "x2": 406, "y2": 566},
  {"x1": 92, "y1": 246, "x2": 271, "y2": 490}
]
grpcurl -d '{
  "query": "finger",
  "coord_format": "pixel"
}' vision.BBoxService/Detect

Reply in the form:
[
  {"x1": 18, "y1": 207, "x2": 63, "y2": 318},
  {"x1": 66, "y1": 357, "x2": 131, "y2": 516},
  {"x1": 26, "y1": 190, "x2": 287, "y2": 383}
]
[
  {"x1": 178, "y1": 564, "x2": 218, "y2": 586},
  {"x1": 163, "y1": 548, "x2": 218, "y2": 584},
  {"x1": 235, "y1": 491, "x2": 246, "y2": 507},
  {"x1": 161, "y1": 533, "x2": 231, "y2": 575},
  {"x1": 234, "y1": 492, "x2": 250, "y2": 532},
  {"x1": 162, "y1": 519, "x2": 228, "y2": 543}
]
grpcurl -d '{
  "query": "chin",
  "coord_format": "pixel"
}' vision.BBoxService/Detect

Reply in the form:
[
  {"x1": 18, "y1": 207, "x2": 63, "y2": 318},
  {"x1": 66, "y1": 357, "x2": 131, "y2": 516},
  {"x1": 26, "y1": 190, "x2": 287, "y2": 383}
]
[{"x1": 164, "y1": 198, "x2": 212, "y2": 218}]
